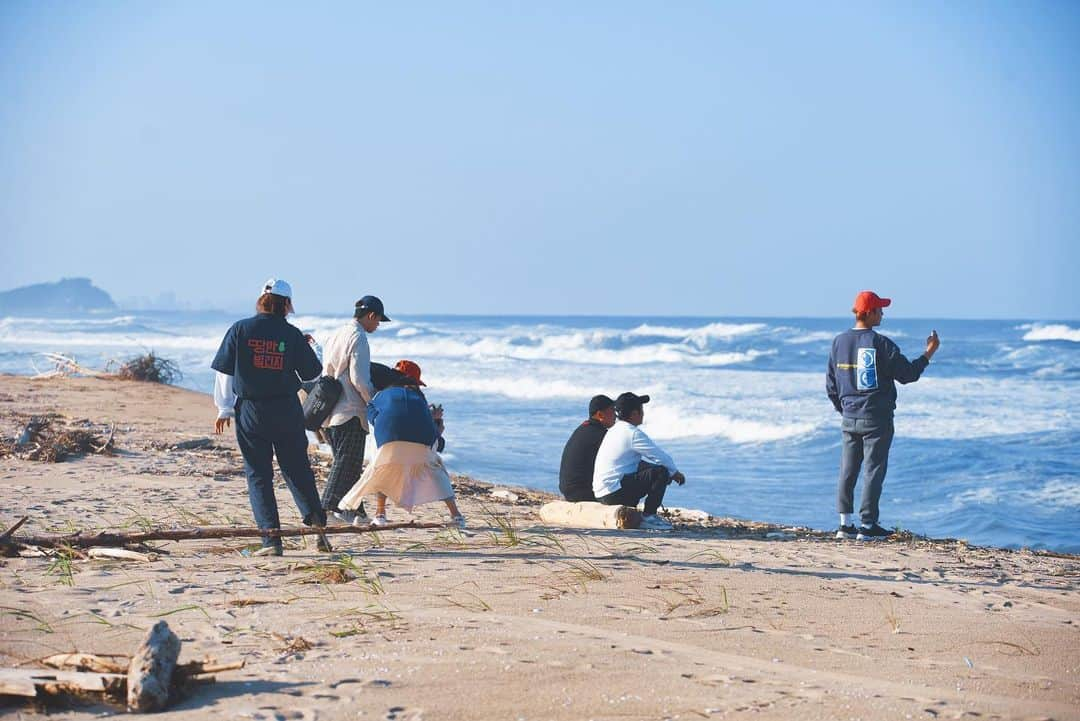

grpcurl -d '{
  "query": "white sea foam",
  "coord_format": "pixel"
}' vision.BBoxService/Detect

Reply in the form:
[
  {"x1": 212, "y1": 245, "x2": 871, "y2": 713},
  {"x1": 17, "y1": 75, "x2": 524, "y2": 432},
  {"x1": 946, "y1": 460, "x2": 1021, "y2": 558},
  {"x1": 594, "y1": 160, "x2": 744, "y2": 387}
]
[
  {"x1": 950, "y1": 487, "x2": 1001, "y2": 506},
  {"x1": 627, "y1": 322, "x2": 767, "y2": 340},
  {"x1": 0, "y1": 315, "x2": 139, "y2": 328},
  {"x1": 900, "y1": 376, "x2": 1076, "y2": 439},
  {"x1": 0, "y1": 329, "x2": 222, "y2": 351},
  {"x1": 785, "y1": 331, "x2": 835, "y2": 345},
  {"x1": 1021, "y1": 323, "x2": 1080, "y2": 343},
  {"x1": 642, "y1": 405, "x2": 819, "y2": 444},
  {"x1": 372, "y1": 333, "x2": 774, "y2": 367},
  {"x1": 951, "y1": 480, "x2": 1080, "y2": 511},
  {"x1": 1016, "y1": 479, "x2": 1080, "y2": 509},
  {"x1": 431, "y1": 375, "x2": 598, "y2": 401}
]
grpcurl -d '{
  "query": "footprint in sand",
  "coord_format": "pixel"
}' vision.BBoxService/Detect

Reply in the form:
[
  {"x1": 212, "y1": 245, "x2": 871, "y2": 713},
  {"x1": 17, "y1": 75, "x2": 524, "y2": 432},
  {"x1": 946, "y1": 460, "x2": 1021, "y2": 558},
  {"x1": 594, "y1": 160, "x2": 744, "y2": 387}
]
[{"x1": 386, "y1": 707, "x2": 424, "y2": 721}]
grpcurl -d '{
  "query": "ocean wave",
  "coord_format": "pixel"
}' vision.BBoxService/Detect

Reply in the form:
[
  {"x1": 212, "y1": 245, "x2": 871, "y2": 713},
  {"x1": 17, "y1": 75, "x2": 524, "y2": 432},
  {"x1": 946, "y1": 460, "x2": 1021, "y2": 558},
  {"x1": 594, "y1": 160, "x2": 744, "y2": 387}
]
[
  {"x1": 627, "y1": 322, "x2": 768, "y2": 340},
  {"x1": 432, "y1": 376, "x2": 598, "y2": 400},
  {"x1": 0, "y1": 330, "x2": 222, "y2": 351},
  {"x1": 1020, "y1": 323, "x2": 1080, "y2": 343},
  {"x1": 901, "y1": 376, "x2": 1076, "y2": 439},
  {"x1": 784, "y1": 331, "x2": 835, "y2": 345},
  {"x1": 372, "y1": 333, "x2": 774, "y2": 367},
  {"x1": 0, "y1": 314, "x2": 140, "y2": 327},
  {"x1": 643, "y1": 406, "x2": 818, "y2": 444}
]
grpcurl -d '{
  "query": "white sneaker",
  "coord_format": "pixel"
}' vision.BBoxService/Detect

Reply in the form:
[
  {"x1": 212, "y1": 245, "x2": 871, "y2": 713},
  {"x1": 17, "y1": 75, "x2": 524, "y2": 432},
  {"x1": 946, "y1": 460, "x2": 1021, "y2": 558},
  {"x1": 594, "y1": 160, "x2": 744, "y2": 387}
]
[
  {"x1": 640, "y1": 514, "x2": 674, "y2": 531},
  {"x1": 371, "y1": 514, "x2": 389, "y2": 527},
  {"x1": 450, "y1": 515, "x2": 466, "y2": 529}
]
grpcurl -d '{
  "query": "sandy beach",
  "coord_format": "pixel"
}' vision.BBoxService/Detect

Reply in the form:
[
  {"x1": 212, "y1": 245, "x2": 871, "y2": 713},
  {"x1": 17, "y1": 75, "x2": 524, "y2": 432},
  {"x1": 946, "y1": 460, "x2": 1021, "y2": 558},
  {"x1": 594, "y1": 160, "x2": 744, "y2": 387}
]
[{"x1": 0, "y1": 374, "x2": 1077, "y2": 720}]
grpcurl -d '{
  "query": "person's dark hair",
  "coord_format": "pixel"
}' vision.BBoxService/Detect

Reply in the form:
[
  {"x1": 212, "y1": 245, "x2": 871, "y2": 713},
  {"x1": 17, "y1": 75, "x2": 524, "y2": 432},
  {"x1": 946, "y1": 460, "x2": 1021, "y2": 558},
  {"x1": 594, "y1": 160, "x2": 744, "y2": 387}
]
[
  {"x1": 853, "y1": 309, "x2": 874, "y2": 323},
  {"x1": 256, "y1": 293, "x2": 290, "y2": 316}
]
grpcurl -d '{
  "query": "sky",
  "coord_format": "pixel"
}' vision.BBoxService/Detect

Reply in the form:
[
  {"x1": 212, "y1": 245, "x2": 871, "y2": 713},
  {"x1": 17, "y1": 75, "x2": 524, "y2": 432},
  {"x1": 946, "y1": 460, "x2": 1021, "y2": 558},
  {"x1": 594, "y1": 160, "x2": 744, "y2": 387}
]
[{"x1": 1, "y1": 1, "x2": 1078, "y2": 318}]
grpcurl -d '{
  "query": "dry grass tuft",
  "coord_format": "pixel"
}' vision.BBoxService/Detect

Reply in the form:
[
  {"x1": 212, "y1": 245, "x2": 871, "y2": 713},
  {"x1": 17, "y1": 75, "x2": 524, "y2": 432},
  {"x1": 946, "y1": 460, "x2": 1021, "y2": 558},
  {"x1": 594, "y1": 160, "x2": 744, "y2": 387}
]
[{"x1": 113, "y1": 352, "x2": 182, "y2": 384}]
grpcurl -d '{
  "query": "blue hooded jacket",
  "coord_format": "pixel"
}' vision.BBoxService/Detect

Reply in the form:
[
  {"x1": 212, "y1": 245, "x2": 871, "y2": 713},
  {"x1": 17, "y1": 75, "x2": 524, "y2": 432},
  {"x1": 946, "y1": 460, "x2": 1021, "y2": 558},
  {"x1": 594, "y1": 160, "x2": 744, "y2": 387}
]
[{"x1": 367, "y1": 386, "x2": 437, "y2": 447}]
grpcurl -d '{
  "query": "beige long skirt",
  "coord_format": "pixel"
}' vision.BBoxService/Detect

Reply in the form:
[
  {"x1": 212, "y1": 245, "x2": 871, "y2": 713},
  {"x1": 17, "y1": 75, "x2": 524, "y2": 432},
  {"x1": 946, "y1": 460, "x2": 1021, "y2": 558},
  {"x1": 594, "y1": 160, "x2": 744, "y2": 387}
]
[{"x1": 338, "y1": 440, "x2": 455, "y2": 512}]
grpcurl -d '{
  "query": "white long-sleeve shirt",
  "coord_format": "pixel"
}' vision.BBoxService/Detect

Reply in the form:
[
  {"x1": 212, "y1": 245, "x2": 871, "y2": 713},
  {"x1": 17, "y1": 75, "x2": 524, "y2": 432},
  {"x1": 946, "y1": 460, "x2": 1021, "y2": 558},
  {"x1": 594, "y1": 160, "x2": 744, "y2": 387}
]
[
  {"x1": 214, "y1": 371, "x2": 236, "y2": 420},
  {"x1": 592, "y1": 420, "x2": 678, "y2": 498},
  {"x1": 321, "y1": 319, "x2": 376, "y2": 430}
]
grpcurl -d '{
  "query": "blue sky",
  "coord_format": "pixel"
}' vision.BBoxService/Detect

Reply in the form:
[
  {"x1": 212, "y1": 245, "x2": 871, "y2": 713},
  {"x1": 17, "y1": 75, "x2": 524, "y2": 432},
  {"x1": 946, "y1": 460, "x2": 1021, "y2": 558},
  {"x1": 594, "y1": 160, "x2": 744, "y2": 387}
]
[{"x1": 1, "y1": 1, "x2": 1078, "y2": 318}]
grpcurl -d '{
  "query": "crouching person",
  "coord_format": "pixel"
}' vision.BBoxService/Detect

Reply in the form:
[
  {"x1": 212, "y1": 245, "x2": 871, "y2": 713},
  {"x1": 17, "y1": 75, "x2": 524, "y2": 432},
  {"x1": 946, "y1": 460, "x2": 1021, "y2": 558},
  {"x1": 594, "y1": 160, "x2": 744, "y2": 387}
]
[
  {"x1": 592, "y1": 392, "x2": 685, "y2": 530},
  {"x1": 338, "y1": 360, "x2": 465, "y2": 528},
  {"x1": 212, "y1": 278, "x2": 331, "y2": 556}
]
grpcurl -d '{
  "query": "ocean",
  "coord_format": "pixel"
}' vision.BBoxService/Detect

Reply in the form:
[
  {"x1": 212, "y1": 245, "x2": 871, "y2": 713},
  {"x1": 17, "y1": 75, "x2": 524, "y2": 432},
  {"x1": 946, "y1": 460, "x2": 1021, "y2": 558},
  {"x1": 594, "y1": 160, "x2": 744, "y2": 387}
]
[{"x1": 1, "y1": 311, "x2": 1077, "y2": 553}]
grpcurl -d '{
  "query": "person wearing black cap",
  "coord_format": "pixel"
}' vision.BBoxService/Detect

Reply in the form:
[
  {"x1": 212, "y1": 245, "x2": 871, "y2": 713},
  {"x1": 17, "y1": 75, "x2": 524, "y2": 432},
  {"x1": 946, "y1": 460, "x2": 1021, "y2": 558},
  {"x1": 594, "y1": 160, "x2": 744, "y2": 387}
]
[
  {"x1": 318, "y1": 294, "x2": 391, "y2": 524},
  {"x1": 558, "y1": 395, "x2": 616, "y2": 502},
  {"x1": 592, "y1": 392, "x2": 685, "y2": 530},
  {"x1": 210, "y1": 278, "x2": 331, "y2": 556}
]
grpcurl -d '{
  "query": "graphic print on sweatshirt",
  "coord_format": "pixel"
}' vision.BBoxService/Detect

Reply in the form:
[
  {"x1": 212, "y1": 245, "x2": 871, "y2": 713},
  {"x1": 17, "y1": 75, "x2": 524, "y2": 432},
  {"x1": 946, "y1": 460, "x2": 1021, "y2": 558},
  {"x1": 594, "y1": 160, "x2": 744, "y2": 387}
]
[
  {"x1": 857, "y1": 347, "x2": 878, "y2": 391},
  {"x1": 248, "y1": 338, "x2": 286, "y2": 371}
]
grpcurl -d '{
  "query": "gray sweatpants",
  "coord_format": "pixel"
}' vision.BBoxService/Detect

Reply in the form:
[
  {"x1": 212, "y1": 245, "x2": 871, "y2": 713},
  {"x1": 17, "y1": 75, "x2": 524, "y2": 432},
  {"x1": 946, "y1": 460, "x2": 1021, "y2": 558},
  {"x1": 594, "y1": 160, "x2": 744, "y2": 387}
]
[{"x1": 837, "y1": 416, "x2": 895, "y2": 526}]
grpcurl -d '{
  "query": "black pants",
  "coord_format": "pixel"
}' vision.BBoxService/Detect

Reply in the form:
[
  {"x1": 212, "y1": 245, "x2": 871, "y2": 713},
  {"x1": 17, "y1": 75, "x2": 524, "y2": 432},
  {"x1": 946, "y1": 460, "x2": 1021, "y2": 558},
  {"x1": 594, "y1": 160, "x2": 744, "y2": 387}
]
[
  {"x1": 598, "y1": 461, "x2": 671, "y2": 516},
  {"x1": 321, "y1": 417, "x2": 368, "y2": 514},
  {"x1": 234, "y1": 397, "x2": 326, "y2": 548}
]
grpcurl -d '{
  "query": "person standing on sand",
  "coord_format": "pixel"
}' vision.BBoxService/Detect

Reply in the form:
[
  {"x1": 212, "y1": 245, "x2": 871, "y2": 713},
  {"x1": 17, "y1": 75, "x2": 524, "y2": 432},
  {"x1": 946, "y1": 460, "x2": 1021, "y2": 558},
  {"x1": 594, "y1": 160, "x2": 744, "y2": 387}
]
[
  {"x1": 827, "y1": 290, "x2": 940, "y2": 541},
  {"x1": 338, "y1": 360, "x2": 465, "y2": 528},
  {"x1": 558, "y1": 395, "x2": 616, "y2": 502},
  {"x1": 211, "y1": 278, "x2": 331, "y2": 556},
  {"x1": 319, "y1": 295, "x2": 390, "y2": 525},
  {"x1": 593, "y1": 392, "x2": 685, "y2": 530}
]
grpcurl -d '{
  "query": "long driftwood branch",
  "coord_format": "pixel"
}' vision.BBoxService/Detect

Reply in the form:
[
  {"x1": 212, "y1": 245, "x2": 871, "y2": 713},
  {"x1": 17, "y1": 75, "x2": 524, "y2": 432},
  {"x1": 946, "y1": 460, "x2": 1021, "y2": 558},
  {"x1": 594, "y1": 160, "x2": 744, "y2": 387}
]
[{"x1": 7, "y1": 520, "x2": 449, "y2": 549}]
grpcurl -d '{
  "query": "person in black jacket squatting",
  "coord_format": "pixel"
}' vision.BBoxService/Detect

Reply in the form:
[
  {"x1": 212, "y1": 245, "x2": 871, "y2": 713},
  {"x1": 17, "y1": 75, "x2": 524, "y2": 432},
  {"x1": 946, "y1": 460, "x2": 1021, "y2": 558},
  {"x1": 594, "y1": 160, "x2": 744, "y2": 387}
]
[
  {"x1": 211, "y1": 278, "x2": 332, "y2": 556},
  {"x1": 558, "y1": 395, "x2": 617, "y2": 502},
  {"x1": 826, "y1": 290, "x2": 940, "y2": 541}
]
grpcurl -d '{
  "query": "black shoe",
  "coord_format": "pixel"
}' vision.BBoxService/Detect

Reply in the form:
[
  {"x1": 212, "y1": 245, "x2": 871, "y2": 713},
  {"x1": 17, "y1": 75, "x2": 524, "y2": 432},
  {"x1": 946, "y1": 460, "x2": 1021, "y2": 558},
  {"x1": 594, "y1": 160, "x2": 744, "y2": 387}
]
[
  {"x1": 835, "y1": 524, "x2": 857, "y2": 540},
  {"x1": 856, "y1": 523, "x2": 893, "y2": 541}
]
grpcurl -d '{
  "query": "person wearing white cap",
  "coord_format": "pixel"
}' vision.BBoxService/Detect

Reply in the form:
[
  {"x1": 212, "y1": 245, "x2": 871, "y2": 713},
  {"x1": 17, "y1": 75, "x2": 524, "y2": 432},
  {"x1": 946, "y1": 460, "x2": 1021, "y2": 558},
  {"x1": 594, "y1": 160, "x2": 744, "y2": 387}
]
[{"x1": 210, "y1": 278, "x2": 331, "y2": 556}]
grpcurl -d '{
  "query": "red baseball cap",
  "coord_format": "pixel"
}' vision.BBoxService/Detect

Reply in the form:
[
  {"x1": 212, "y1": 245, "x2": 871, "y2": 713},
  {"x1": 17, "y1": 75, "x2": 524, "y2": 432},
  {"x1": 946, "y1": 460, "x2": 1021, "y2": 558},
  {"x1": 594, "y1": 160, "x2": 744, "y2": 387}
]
[
  {"x1": 394, "y1": 359, "x2": 426, "y2": 386},
  {"x1": 853, "y1": 291, "x2": 892, "y2": 313}
]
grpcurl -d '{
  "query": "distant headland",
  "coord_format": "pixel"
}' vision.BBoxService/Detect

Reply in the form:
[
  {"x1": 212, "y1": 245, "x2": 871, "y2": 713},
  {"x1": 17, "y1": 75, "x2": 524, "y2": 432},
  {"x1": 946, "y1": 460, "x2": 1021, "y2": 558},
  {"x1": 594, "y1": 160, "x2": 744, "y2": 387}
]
[{"x1": 0, "y1": 278, "x2": 117, "y2": 315}]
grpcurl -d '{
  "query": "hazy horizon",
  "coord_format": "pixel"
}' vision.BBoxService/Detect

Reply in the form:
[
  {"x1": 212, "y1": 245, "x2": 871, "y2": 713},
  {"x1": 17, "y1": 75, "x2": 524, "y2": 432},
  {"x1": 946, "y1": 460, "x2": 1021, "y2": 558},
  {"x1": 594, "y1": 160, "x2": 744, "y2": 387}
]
[{"x1": 2, "y1": 275, "x2": 1076, "y2": 323}]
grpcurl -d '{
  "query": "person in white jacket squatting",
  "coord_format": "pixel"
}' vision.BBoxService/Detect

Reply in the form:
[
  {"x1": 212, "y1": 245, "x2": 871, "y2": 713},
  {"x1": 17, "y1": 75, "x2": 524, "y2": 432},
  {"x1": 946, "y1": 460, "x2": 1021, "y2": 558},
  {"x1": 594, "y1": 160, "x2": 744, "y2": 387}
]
[{"x1": 592, "y1": 392, "x2": 686, "y2": 531}]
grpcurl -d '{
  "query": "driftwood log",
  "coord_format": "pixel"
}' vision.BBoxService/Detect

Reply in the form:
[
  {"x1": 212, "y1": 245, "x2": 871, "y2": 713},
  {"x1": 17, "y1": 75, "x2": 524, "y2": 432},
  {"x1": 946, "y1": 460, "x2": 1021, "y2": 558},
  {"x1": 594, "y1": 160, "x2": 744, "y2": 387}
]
[
  {"x1": 539, "y1": 501, "x2": 642, "y2": 530},
  {"x1": 42, "y1": 653, "x2": 244, "y2": 678},
  {"x1": 1, "y1": 624, "x2": 243, "y2": 710},
  {"x1": 0, "y1": 668, "x2": 125, "y2": 698},
  {"x1": 5, "y1": 520, "x2": 448, "y2": 550},
  {"x1": 127, "y1": 621, "x2": 181, "y2": 712}
]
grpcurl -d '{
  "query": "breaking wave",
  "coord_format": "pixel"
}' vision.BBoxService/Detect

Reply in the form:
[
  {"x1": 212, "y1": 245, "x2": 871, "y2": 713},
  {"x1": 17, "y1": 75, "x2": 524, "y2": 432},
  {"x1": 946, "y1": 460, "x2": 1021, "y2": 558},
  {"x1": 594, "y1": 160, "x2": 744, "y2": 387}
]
[{"x1": 1021, "y1": 323, "x2": 1080, "y2": 343}]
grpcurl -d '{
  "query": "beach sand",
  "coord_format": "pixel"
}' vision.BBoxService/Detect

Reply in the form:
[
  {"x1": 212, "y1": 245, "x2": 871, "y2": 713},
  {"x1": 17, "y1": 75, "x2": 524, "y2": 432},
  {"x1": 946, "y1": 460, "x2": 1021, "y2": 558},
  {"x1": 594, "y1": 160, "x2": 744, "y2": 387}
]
[{"x1": 0, "y1": 375, "x2": 1077, "y2": 720}]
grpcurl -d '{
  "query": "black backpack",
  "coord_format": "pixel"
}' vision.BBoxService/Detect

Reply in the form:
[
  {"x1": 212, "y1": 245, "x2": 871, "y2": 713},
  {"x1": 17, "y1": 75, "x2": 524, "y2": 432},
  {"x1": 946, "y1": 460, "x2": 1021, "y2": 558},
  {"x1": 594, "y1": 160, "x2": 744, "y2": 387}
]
[{"x1": 301, "y1": 376, "x2": 343, "y2": 431}]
